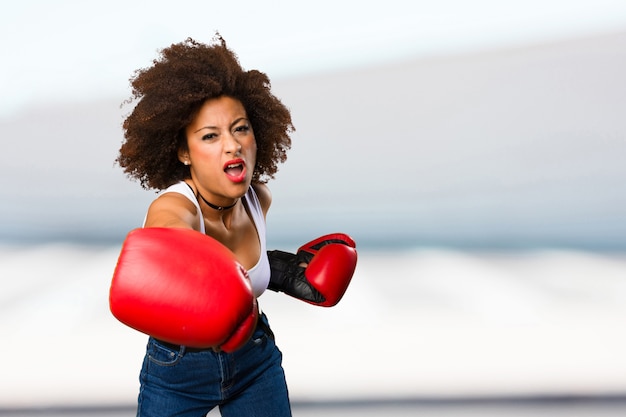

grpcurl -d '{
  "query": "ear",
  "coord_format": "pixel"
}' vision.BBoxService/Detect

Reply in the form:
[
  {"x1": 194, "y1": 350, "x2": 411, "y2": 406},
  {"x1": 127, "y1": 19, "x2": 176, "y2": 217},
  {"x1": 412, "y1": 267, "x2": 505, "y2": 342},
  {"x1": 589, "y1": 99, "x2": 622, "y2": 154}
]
[{"x1": 178, "y1": 148, "x2": 190, "y2": 165}]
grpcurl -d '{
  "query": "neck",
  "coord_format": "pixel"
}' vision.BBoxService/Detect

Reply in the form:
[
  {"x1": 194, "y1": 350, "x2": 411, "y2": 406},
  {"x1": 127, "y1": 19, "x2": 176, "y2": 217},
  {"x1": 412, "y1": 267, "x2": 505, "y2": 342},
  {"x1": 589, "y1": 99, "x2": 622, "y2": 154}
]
[{"x1": 198, "y1": 191, "x2": 238, "y2": 211}]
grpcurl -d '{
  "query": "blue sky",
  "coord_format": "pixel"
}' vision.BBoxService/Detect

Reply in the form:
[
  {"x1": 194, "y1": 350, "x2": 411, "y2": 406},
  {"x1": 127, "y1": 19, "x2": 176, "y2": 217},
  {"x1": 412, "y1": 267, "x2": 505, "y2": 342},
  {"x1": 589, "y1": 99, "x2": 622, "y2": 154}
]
[{"x1": 2, "y1": 0, "x2": 626, "y2": 117}]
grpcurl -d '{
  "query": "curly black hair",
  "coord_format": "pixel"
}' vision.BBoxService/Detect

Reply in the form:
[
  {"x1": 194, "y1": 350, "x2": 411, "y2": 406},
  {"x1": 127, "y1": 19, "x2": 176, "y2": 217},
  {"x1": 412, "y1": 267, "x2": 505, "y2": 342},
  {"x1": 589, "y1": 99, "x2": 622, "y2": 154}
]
[{"x1": 117, "y1": 35, "x2": 294, "y2": 190}]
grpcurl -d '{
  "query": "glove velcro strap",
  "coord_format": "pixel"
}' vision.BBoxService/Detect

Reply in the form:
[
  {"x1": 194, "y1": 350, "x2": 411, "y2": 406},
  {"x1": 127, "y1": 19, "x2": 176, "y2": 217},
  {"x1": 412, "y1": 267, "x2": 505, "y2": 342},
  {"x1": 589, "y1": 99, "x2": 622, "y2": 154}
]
[{"x1": 266, "y1": 250, "x2": 326, "y2": 303}]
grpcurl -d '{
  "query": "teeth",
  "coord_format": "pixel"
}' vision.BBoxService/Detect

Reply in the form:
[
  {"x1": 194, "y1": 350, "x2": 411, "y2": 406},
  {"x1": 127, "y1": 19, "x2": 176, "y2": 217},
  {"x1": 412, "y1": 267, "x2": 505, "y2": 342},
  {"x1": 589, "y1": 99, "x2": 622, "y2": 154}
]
[{"x1": 227, "y1": 163, "x2": 242, "y2": 168}]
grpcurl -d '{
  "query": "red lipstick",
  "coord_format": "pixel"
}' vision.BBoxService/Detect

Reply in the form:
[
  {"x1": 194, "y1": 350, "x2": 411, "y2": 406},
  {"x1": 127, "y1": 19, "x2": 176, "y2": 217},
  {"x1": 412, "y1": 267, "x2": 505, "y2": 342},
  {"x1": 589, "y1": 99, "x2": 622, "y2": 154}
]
[{"x1": 223, "y1": 158, "x2": 246, "y2": 183}]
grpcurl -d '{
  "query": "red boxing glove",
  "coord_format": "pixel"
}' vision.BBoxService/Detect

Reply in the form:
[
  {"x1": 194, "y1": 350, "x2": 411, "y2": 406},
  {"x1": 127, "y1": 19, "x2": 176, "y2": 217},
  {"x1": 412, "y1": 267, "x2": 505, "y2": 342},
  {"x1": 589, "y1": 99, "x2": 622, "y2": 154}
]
[
  {"x1": 109, "y1": 227, "x2": 258, "y2": 352},
  {"x1": 267, "y1": 233, "x2": 357, "y2": 307}
]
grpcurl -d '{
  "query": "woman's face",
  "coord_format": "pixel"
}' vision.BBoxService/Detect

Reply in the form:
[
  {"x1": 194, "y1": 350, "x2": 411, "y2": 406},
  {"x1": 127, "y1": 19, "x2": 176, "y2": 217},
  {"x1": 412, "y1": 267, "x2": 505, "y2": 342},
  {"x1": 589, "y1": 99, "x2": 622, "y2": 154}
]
[{"x1": 180, "y1": 96, "x2": 257, "y2": 205}]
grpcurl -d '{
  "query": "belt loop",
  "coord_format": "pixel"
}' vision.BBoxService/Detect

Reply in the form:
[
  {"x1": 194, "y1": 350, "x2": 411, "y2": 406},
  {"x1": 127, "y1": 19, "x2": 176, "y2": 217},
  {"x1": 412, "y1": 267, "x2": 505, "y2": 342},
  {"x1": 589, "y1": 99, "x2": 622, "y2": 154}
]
[{"x1": 258, "y1": 318, "x2": 275, "y2": 341}]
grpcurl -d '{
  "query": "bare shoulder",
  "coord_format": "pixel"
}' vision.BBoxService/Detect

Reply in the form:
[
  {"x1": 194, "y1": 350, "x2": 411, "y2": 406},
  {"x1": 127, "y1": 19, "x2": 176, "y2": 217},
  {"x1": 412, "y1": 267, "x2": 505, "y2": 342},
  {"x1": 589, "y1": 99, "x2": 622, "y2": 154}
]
[
  {"x1": 144, "y1": 191, "x2": 201, "y2": 230},
  {"x1": 252, "y1": 183, "x2": 272, "y2": 216}
]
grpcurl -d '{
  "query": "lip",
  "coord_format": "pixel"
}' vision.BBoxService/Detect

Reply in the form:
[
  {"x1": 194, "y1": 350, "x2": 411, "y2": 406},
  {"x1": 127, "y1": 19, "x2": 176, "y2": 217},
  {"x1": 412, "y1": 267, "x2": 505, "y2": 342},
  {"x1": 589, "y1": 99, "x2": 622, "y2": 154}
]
[{"x1": 223, "y1": 158, "x2": 247, "y2": 183}]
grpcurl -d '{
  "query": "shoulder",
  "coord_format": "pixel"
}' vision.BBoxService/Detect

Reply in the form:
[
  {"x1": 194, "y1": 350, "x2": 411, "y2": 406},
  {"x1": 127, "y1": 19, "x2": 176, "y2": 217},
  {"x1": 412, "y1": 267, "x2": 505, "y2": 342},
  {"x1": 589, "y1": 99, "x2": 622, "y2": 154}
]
[
  {"x1": 251, "y1": 183, "x2": 272, "y2": 216},
  {"x1": 144, "y1": 183, "x2": 201, "y2": 230}
]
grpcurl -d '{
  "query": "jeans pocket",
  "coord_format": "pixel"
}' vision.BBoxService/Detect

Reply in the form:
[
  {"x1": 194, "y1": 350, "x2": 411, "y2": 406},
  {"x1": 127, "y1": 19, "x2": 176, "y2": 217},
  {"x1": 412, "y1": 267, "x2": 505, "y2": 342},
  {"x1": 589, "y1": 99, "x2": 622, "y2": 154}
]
[{"x1": 147, "y1": 339, "x2": 182, "y2": 367}]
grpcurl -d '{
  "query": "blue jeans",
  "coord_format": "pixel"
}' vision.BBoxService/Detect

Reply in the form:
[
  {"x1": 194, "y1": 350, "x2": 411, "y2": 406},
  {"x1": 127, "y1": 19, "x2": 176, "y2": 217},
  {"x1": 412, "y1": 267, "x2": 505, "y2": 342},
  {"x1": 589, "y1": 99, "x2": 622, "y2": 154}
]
[{"x1": 137, "y1": 313, "x2": 291, "y2": 417}]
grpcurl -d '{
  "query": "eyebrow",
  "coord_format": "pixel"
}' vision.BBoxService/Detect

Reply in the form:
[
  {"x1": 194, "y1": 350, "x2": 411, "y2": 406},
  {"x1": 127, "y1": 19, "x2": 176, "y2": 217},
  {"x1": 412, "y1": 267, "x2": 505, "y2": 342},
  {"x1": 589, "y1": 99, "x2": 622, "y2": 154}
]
[{"x1": 193, "y1": 117, "x2": 249, "y2": 133}]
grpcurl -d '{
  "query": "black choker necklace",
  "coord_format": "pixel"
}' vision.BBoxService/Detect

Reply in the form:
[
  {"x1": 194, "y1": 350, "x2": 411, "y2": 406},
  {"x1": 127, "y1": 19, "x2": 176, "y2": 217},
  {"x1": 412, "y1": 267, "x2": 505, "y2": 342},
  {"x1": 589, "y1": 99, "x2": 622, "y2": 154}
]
[{"x1": 198, "y1": 191, "x2": 237, "y2": 211}]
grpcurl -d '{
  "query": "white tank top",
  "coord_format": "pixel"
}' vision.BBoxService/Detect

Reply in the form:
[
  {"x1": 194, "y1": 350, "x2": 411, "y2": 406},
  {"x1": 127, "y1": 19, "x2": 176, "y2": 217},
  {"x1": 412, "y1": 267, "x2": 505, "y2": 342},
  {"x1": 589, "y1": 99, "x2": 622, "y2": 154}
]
[{"x1": 152, "y1": 181, "x2": 271, "y2": 297}]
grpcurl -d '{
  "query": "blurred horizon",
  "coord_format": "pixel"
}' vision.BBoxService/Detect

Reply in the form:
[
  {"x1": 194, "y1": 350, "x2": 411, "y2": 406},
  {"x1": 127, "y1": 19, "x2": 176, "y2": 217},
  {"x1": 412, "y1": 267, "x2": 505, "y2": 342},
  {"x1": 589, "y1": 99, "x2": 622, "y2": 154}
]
[{"x1": 2, "y1": 27, "x2": 626, "y2": 250}]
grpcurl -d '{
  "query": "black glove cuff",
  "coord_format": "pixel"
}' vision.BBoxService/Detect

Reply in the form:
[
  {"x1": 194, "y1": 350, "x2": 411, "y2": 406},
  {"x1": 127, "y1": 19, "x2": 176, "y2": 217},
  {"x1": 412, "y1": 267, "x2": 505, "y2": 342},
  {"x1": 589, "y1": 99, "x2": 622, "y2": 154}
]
[
  {"x1": 266, "y1": 250, "x2": 297, "y2": 291},
  {"x1": 266, "y1": 250, "x2": 325, "y2": 303}
]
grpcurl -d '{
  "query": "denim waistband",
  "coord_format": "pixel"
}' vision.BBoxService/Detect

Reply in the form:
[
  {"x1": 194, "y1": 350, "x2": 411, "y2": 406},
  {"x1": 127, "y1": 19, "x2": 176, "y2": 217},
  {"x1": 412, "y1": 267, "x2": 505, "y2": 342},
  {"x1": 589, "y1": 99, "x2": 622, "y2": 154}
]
[{"x1": 156, "y1": 311, "x2": 273, "y2": 353}]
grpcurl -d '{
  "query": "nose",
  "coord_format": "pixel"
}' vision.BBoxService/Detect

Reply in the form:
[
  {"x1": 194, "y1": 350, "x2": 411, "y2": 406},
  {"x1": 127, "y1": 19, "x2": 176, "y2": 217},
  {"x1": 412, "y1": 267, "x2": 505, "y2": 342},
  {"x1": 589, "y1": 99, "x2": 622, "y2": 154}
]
[{"x1": 225, "y1": 133, "x2": 242, "y2": 155}]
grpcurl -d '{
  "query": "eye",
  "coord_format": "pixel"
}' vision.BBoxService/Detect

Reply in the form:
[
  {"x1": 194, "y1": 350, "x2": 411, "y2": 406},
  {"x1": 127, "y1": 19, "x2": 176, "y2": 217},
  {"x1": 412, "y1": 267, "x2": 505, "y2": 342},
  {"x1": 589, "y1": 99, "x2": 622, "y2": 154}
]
[
  {"x1": 234, "y1": 124, "x2": 251, "y2": 133},
  {"x1": 202, "y1": 133, "x2": 217, "y2": 141}
]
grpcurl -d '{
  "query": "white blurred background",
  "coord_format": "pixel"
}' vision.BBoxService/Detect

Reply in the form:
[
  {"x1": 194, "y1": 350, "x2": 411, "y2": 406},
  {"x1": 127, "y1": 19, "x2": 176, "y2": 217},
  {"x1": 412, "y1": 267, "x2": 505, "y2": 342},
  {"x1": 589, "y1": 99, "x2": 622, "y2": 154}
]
[{"x1": 1, "y1": 0, "x2": 626, "y2": 415}]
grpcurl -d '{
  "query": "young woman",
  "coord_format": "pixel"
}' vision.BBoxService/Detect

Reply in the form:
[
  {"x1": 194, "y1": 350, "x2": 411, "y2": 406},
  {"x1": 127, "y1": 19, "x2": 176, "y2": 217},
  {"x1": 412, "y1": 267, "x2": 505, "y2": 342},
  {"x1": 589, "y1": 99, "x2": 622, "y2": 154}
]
[{"x1": 113, "y1": 35, "x2": 356, "y2": 417}]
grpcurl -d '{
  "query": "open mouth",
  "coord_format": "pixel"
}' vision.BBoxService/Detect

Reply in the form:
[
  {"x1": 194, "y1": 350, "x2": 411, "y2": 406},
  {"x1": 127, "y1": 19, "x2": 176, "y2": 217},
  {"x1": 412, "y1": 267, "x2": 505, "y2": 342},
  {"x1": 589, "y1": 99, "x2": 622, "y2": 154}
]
[
  {"x1": 223, "y1": 159, "x2": 246, "y2": 182},
  {"x1": 225, "y1": 162, "x2": 244, "y2": 176}
]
